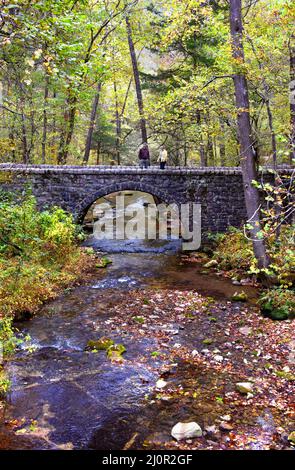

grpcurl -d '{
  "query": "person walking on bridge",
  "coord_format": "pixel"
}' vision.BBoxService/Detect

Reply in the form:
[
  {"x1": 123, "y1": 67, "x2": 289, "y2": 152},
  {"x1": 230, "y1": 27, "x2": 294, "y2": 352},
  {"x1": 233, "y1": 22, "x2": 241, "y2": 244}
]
[
  {"x1": 138, "y1": 143, "x2": 150, "y2": 169},
  {"x1": 158, "y1": 146, "x2": 168, "y2": 170}
]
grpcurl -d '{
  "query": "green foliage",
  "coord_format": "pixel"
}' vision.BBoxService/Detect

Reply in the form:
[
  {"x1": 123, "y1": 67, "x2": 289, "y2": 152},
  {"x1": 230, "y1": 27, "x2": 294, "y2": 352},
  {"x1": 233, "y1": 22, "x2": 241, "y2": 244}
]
[
  {"x1": 213, "y1": 225, "x2": 295, "y2": 283},
  {"x1": 213, "y1": 224, "x2": 294, "y2": 320},
  {"x1": 0, "y1": 371, "x2": 11, "y2": 397},
  {"x1": 212, "y1": 227, "x2": 254, "y2": 271},
  {"x1": 86, "y1": 337, "x2": 115, "y2": 351},
  {"x1": 259, "y1": 287, "x2": 295, "y2": 320},
  {"x1": 0, "y1": 193, "x2": 91, "y2": 319},
  {"x1": 132, "y1": 316, "x2": 145, "y2": 324},
  {"x1": 96, "y1": 256, "x2": 113, "y2": 268},
  {"x1": 0, "y1": 316, "x2": 15, "y2": 396},
  {"x1": 0, "y1": 0, "x2": 293, "y2": 165}
]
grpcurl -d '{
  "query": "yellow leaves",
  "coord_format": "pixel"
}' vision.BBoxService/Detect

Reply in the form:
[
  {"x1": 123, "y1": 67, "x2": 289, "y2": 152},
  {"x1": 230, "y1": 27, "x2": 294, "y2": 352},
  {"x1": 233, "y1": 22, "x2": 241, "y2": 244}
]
[
  {"x1": 33, "y1": 49, "x2": 43, "y2": 59},
  {"x1": 25, "y1": 58, "x2": 35, "y2": 68}
]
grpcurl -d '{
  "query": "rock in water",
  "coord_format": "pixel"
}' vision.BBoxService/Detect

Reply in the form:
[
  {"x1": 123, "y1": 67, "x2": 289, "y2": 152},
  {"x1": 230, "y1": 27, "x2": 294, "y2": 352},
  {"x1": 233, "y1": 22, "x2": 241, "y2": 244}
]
[
  {"x1": 231, "y1": 291, "x2": 248, "y2": 302},
  {"x1": 204, "y1": 259, "x2": 218, "y2": 269},
  {"x1": 171, "y1": 422, "x2": 202, "y2": 441},
  {"x1": 86, "y1": 337, "x2": 114, "y2": 351},
  {"x1": 236, "y1": 382, "x2": 253, "y2": 394},
  {"x1": 156, "y1": 379, "x2": 167, "y2": 389}
]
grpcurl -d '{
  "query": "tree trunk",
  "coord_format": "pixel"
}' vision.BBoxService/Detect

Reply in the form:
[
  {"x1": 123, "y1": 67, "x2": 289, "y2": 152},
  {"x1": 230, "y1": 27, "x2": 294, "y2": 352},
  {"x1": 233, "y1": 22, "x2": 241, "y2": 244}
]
[
  {"x1": 265, "y1": 99, "x2": 277, "y2": 168},
  {"x1": 219, "y1": 118, "x2": 226, "y2": 165},
  {"x1": 42, "y1": 74, "x2": 49, "y2": 164},
  {"x1": 58, "y1": 91, "x2": 77, "y2": 165},
  {"x1": 230, "y1": 0, "x2": 269, "y2": 270},
  {"x1": 21, "y1": 112, "x2": 29, "y2": 164},
  {"x1": 20, "y1": 94, "x2": 29, "y2": 164},
  {"x1": 207, "y1": 135, "x2": 214, "y2": 166},
  {"x1": 114, "y1": 80, "x2": 121, "y2": 165},
  {"x1": 125, "y1": 16, "x2": 148, "y2": 145},
  {"x1": 83, "y1": 82, "x2": 101, "y2": 164},
  {"x1": 197, "y1": 111, "x2": 207, "y2": 166},
  {"x1": 289, "y1": 33, "x2": 295, "y2": 164},
  {"x1": 27, "y1": 95, "x2": 35, "y2": 161},
  {"x1": 96, "y1": 139, "x2": 101, "y2": 165},
  {"x1": 184, "y1": 140, "x2": 188, "y2": 166}
]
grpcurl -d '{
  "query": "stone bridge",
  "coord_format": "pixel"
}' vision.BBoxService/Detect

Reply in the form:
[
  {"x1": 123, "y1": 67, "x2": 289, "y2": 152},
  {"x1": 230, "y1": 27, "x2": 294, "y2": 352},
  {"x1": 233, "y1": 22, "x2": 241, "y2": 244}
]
[{"x1": 0, "y1": 164, "x2": 291, "y2": 234}]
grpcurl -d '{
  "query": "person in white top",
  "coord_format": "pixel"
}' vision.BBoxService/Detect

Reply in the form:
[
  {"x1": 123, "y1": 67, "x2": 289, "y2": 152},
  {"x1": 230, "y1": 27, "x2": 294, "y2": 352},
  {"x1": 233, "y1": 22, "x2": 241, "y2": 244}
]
[{"x1": 157, "y1": 146, "x2": 168, "y2": 169}]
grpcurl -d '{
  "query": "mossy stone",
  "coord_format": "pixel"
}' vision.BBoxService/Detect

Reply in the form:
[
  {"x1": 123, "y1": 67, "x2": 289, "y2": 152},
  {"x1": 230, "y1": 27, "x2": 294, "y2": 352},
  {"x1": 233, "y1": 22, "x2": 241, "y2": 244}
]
[
  {"x1": 261, "y1": 306, "x2": 289, "y2": 321},
  {"x1": 107, "y1": 343, "x2": 126, "y2": 363},
  {"x1": 86, "y1": 337, "x2": 114, "y2": 351},
  {"x1": 231, "y1": 291, "x2": 248, "y2": 302}
]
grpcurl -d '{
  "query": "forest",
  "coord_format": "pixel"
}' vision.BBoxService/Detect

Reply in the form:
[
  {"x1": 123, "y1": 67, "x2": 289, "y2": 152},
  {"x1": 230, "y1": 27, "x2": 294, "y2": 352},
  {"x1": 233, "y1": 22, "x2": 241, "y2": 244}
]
[
  {"x1": 0, "y1": 0, "x2": 294, "y2": 457},
  {"x1": 0, "y1": 0, "x2": 294, "y2": 167}
]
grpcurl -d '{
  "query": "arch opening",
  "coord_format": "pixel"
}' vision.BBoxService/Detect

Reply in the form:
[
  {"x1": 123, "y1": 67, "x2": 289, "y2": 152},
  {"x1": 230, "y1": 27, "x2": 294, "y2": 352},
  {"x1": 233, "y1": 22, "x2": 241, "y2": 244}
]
[{"x1": 82, "y1": 189, "x2": 183, "y2": 254}]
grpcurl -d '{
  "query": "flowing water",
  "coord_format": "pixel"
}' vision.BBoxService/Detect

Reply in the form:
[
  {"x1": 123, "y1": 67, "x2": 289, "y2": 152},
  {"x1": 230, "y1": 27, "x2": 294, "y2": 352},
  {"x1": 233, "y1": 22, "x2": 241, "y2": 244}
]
[{"x1": 0, "y1": 192, "x2": 289, "y2": 450}]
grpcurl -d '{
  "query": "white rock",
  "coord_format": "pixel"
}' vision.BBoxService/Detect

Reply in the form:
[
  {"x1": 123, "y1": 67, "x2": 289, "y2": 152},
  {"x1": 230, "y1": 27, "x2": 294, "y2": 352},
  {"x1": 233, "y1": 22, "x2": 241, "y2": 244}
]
[
  {"x1": 201, "y1": 349, "x2": 210, "y2": 355},
  {"x1": 171, "y1": 422, "x2": 202, "y2": 441},
  {"x1": 156, "y1": 379, "x2": 167, "y2": 389},
  {"x1": 220, "y1": 415, "x2": 231, "y2": 422},
  {"x1": 205, "y1": 425, "x2": 218, "y2": 434},
  {"x1": 236, "y1": 382, "x2": 253, "y2": 394},
  {"x1": 214, "y1": 355, "x2": 224, "y2": 362},
  {"x1": 239, "y1": 326, "x2": 252, "y2": 336}
]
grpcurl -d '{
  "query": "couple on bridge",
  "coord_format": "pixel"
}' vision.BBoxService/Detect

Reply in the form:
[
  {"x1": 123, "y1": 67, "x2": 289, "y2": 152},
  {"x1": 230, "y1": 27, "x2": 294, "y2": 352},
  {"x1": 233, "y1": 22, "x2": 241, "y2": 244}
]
[{"x1": 138, "y1": 143, "x2": 168, "y2": 170}]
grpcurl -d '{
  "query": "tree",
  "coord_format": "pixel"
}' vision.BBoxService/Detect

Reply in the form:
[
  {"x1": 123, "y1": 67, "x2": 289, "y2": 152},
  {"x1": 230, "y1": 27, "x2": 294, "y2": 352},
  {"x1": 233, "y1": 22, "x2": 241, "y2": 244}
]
[
  {"x1": 125, "y1": 14, "x2": 148, "y2": 145},
  {"x1": 229, "y1": 0, "x2": 269, "y2": 269}
]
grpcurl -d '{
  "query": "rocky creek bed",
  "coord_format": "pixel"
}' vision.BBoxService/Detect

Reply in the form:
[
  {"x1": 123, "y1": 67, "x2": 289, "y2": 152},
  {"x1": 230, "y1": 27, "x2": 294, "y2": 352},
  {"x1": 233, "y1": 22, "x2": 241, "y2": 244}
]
[{"x1": 0, "y1": 251, "x2": 294, "y2": 450}]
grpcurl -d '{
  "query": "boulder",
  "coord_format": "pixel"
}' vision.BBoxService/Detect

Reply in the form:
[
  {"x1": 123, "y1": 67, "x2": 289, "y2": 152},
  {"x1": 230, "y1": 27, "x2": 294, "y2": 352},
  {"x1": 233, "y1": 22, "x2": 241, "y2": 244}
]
[
  {"x1": 236, "y1": 382, "x2": 253, "y2": 394},
  {"x1": 171, "y1": 422, "x2": 202, "y2": 441},
  {"x1": 261, "y1": 305, "x2": 289, "y2": 321}
]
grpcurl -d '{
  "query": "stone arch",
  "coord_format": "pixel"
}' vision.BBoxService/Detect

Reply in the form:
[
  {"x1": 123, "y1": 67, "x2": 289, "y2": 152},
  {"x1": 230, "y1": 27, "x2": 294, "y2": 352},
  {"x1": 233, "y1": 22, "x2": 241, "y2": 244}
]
[{"x1": 76, "y1": 180, "x2": 177, "y2": 222}]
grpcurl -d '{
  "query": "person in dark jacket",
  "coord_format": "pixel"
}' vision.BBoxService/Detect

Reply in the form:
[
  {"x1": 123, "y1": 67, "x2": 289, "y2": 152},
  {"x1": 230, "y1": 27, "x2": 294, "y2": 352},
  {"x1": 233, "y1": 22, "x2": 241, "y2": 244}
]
[{"x1": 138, "y1": 143, "x2": 150, "y2": 168}]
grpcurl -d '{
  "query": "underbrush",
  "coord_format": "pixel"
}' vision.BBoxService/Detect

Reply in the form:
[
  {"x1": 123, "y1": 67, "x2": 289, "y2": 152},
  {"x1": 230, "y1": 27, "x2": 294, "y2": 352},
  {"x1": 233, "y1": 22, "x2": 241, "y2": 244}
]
[
  {"x1": 210, "y1": 226, "x2": 295, "y2": 320},
  {"x1": 0, "y1": 193, "x2": 96, "y2": 393}
]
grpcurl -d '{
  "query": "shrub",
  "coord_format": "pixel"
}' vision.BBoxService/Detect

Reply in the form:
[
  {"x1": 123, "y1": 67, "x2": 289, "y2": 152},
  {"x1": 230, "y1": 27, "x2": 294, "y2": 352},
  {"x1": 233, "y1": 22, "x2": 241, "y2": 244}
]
[
  {"x1": 213, "y1": 225, "x2": 295, "y2": 282},
  {"x1": 0, "y1": 193, "x2": 94, "y2": 322},
  {"x1": 212, "y1": 227, "x2": 254, "y2": 271},
  {"x1": 259, "y1": 287, "x2": 295, "y2": 320}
]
